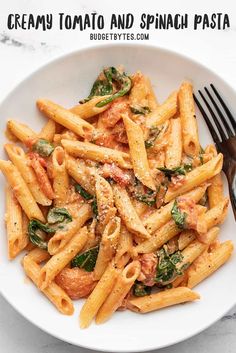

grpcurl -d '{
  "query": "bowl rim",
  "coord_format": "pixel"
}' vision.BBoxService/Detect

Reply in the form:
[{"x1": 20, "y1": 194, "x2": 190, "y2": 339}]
[
  {"x1": 1, "y1": 42, "x2": 235, "y2": 106},
  {"x1": 0, "y1": 43, "x2": 235, "y2": 352}
]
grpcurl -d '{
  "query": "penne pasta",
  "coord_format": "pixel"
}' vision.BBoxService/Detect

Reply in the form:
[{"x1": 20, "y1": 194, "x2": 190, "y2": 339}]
[
  {"x1": 38, "y1": 226, "x2": 88, "y2": 290},
  {"x1": 23, "y1": 255, "x2": 74, "y2": 315},
  {"x1": 5, "y1": 144, "x2": 51, "y2": 206},
  {"x1": 165, "y1": 118, "x2": 182, "y2": 168},
  {"x1": 208, "y1": 173, "x2": 224, "y2": 208},
  {"x1": 7, "y1": 120, "x2": 37, "y2": 144},
  {"x1": 128, "y1": 287, "x2": 200, "y2": 313},
  {"x1": 79, "y1": 262, "x2": 120, "y2": 328},
  {"x1": 70, "y1": 95, "x2": 112, "y2": 119},
  {"x1": 48, "y1": 204, "x2": 92, "y2": 255},
  {"x1": 178, "y1": 230, "x2": 196, "y2": 251},
  {"x1": 65, "y1": 155, "x2": 96, "y2": 195},
  {"x1": 5, "y1": 186, "x2": 25, "y2": 259},
  {"x1": 129, "y1": 72, "x2": 152, "y2": 110},
  {"x1": 83, "y1": 218, "x2": 98, "y2": 250},
  {"x1": 145, "y1": 76, "x2": 159, "y2": 110},
  {"x1": 165, "y1": 154, "x2": 223, "y2": 202},
  {"x1": 96, "y1": 261, "x2": 141, "y2": 324},
  {"x1": 172, "y1": 227, "x2": 219, "y2": 287},
  {"x1": 0, "y1": 160, "x2": 45, "y2": 222},
  {"x1": 132, "y1": 198, "x2": 149, "y2": 217},
  {"x1": 113, "y1": 184, "x2": 150, "y2": 239},
  {"x1": 144, "y1": 184, "x2": 207, "y2": 234},
  {"x1": 37, "y1": 99, "x2": 95, "y2": 138},
  {"x1": 95, "y1": 174, "x2": 117, "y2": 234},
  {"x1": 196, "y1": 198, "x2": 229, "y2": 236},
  {"x1": 26, "y1": 247, "x2": 50, "y2": 264},
  {"x1": 123, "y1": 114, "x2": 155, "y2": 190},
  {"x1": 94, "y1": 217, "x2": 121, "y2": 279},
  {"x1": 30, "y1": 157, "x2": 54, "y2": 200},
  {"x1": 135, "y1": 219, "x2": 179, "y2": 254},
  {"x1": 38, "y1": 119, "x2": 56, "y2": 142},
  {"x1": 178, "y1": 81, "x2": 200, "y2": 156},
  {"x1": 114, "y1": 226, "x2": 133, "y2": 268},
  {"x1": 62, "y1": 139, "x2": 132, "y2": 169},
  {"x1": 187, "y1": 240, "x2": 234, "y2": 288},
  {"x1": 52, "y1": 146, "x2": 69, "y2": 206},
  {"x1": 146, "y1": 91, "x2": 178, "y2": 129}
]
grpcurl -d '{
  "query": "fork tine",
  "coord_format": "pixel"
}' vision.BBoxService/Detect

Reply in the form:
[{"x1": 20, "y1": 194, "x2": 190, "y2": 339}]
[
  {"x1": 193, "y1": 93, "x2": 220, "y2": 144},
  {"x1": 198, "y1": 90, "x2": 227, "y2": 141},
  {"x1": 210, "y1": 84, "x2": 236, "y2": 132},
  {"x1": 204, "y1": 87, "x2": 234, "y2": 138}
]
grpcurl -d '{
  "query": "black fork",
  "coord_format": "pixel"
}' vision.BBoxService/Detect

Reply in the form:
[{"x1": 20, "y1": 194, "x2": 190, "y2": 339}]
[{"x1": 193, "y1": 84, "x2": 236, "y2": 220}]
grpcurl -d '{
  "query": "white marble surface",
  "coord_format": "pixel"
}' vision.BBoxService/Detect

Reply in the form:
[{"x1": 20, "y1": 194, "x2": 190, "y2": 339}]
[{"x1": 0, "y1": 0, "x2": 236, "y2": 352}]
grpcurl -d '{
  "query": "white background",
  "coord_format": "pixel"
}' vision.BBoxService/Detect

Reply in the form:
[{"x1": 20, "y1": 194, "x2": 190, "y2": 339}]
[{"x1": 0, "y1": 0, "x2": 236, "y2": 352}]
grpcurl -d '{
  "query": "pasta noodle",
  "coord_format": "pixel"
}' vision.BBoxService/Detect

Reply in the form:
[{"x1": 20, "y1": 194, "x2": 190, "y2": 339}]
[
  {"x1": 6, "y1": 186, "x2": 24, "y2": 259},
  {"x1": 0, "y1": 160, "x2": 45, "y2": 222},
  {"x1": 70, "y1": 95, "x2": 111, "y2": 119},
  {"x1": 38, "y1": 119, "x2": 56, "y2": 142},
  {"x1": 39, "y1": 226, "x2": 88, "y2": 289},
  {"x1": 7, "y1": 120, "x2": 37, "y2": 144},
  {"x1": 62, "y1": 139, "x2": 132, "y2": 169},
  {"x1": 179, "y1": 81, "x2": 200, "y2": 156},
  {"x1": 23, "y1": 254, "x2": 74, "y2": 315},
  {"x1": 94, "y1": 217, "x2": 121, "y2": 279},
  {"x1": 146, "y1": 91, "x2": 178, "y2": 129},
  {"x1": 48, "y1": 204, "x2": 92, "y2": 255},
  {"x1": 37, "y1": 99, "x2": 95, "y2": 138},
  {"x1": 96, "y1": 261, "x2": 141, "y2": 323},
  {"x1": 187, "y1": 240, "x2": 234, "y2": 288},
  {"x1": 123, "y1": 114, "x2": 155, "y2": 190},
  {"x1": 164, "y1": 154, "x2": 223, "y2": 202},
  {"x1": 113, "y1": 184, "x2": 150, "y2": 239},
  {"x1": 95, "y1": 174, "x2": 117, "y2": 234},
  {"x1": 144, "y1": 184, "x2": 207, "y2": 234},
  {"x1": 52, "y1": 146, "x2": 69, "y2": 206},
  {"x1": 128, "y1": 287, "x2": 200, "y2": 313},
  {"x1": 5, "y1": 144, "x2": 52, "y2": 206},
  {"x1": 79, "y1": 262, "x2": 120, "y2": 328},
  {"x1": 165, "y1": 118, "x2": 182, "y2": 168}
]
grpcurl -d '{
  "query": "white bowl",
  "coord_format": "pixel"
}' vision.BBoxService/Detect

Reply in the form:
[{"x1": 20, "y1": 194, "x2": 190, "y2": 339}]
[{"x1": 0, "y1": 44, "x2": 235, "y2": 352}]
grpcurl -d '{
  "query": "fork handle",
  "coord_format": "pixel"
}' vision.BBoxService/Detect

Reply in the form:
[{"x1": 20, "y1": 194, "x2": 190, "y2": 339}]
[{"x1": 226, "y1": 164, "x2": 236, "y2": 221}]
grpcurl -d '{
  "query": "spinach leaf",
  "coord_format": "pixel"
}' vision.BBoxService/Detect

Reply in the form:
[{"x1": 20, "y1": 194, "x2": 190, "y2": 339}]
[
  {"x1": 32, "y1": 139, "x2": 54, "y2": 157},
  {"x1": 96, "y1": 67, "x2": 131, "y2": 107},
  {"x1": 145, "y1": 127, "x2": 161, "y2": 149},
  {"x1": 158, "y1": 164, "x2": 192, "y2": 180},
  {"x1": 74, "y1": 183, "x2": 98, "y2": 218},
  {"x1": 28, "y1": 219, "x2": 55, "y2": 250},
  {"x1": 130, "y1": 105, "x2": 151, "y2": 115},
  {"x1": 71, "y1": 246, "x2": 99, "y2": 272},
  {"x1": 135, "y1": 192, "x2": 156, "y2": 207},
  {"x1": 91, "y1": 199, "x2": 98, "y2": 218},
  {"x1": 155, "y1": 246, "x2": 184, "y2": 285},
  {"x1": 133, "y1": 281, "x2": 152, "y2": 297},
  {"x1": 132, "y1": 178, "x2": 157, "y2": 206},
  {"x1": 81, "y1": 67, "x2": 113, "y2": 103},
  {"x1": 74, "y1": 184, "x2": 93, "y2": 200},
  {"x1": 47, "y1": 208, "x2": 72, "y2": 224},
  {"x1": 81, "y1": 67, "x2": 131, "y2": 107},
  {"x1": 171, "y1": 200, "x2": 187, "y2": 229}
]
